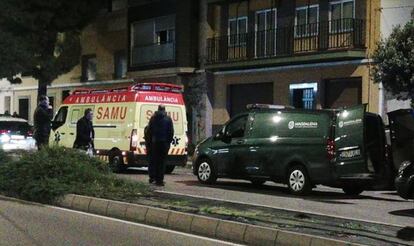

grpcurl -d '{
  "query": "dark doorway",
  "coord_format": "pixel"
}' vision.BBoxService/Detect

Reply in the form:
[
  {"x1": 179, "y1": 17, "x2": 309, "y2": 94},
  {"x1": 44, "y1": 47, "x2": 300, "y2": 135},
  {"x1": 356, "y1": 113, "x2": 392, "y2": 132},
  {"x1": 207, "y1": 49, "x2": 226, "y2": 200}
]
[
  {"x1": 18, "y1": 98, "x2": 29, "y2": 120},
  {"x1": 228, "y1": 82, "x2": 273, "y2": 117},
  {"x1": 325, "y1": 78, "x2": 362, "y2": 109}
]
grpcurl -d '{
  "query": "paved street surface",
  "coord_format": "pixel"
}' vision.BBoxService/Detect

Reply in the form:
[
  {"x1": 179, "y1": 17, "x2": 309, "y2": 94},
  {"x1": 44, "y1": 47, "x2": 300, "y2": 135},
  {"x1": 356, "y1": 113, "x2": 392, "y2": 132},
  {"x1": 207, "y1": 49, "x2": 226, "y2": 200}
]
[
  {"x1": 119, "y1": 167, "x2": 414, "y2": 227},
  {"x1": 0, "y1": 196, "x2": 241, "y2": 246}
]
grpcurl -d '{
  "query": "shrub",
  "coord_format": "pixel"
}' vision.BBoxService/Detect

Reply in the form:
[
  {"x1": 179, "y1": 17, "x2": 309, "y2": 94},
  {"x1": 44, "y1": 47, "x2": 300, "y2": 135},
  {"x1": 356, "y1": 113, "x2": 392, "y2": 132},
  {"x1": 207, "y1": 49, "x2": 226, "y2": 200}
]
[{"x1": 0, "y1": 147, "x2": 150, "y2": 204}]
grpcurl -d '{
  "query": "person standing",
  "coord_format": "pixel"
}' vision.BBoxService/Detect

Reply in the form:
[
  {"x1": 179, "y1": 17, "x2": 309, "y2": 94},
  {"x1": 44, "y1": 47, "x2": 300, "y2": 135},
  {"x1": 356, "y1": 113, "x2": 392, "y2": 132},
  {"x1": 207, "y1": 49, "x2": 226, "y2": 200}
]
[
  {"x1": 73, "y1": 108, "x2": 95, "y2": 155},
  {"x1": 146, "y1": 105, "x2": 174, "y2": 186},
  {"x1": 33, "y1": 95, "x2": 53, "y2": 150}
]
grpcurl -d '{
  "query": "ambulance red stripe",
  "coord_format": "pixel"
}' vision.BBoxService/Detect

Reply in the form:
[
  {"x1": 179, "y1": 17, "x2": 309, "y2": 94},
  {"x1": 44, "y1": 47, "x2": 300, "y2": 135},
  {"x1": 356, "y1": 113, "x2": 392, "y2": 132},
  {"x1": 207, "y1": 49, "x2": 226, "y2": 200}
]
[{"x1": 63, "y1": 91, "x2": 184, "y2": 105}]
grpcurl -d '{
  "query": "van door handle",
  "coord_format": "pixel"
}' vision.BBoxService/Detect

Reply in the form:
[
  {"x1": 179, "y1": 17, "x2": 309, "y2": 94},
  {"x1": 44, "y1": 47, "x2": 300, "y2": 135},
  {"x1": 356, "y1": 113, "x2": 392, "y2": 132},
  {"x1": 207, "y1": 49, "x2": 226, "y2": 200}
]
[
  {"x1": 60, "y1": 132, "x2": 65, "y2": 135},
  {"x1": 236, "y1": 139, "x2": 245, "y2": 144},
  {"x1": 69, "y1": 133, "x2": 74, "y2": 135}
]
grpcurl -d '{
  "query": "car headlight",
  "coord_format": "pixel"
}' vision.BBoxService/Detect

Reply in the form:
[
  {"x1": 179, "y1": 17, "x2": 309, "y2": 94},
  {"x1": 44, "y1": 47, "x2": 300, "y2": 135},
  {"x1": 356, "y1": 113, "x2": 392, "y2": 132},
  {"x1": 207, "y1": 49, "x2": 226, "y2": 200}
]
[
  {"x1": 398, "y1": 161, "x2": 412, "y2": 175},
  {"x1": 0, "y1": 134, "x2": 10, "y2": 143}
]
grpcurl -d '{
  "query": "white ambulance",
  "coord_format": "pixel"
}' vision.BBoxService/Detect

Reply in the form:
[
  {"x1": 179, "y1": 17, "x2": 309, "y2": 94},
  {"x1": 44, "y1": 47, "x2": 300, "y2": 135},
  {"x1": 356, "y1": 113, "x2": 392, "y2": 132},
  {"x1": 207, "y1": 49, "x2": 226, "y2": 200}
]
[{"x1": 49, "y1": 83, "x2": 188, "y2": 173}]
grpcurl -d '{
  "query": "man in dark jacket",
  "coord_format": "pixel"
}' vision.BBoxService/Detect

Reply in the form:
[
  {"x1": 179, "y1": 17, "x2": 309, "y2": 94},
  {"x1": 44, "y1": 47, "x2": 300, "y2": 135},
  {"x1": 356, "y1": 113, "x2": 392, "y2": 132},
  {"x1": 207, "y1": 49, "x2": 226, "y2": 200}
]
[
  {"x1": 147, "y1": 105, "x2": 174, "y2": 186},
  {"x1": 74, "y1": 108, "x2": 95, "y2": 151},
  {"x1": 33, "y1": 95, "x2": 53, "y2": 150}
]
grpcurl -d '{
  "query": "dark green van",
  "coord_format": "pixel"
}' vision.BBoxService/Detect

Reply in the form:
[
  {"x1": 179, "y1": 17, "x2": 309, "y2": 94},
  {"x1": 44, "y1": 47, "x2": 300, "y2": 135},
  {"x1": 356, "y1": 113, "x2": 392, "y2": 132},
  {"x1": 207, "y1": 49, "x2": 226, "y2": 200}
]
[{"x1": 192, "y1": 104, "x2": 387, "y2": 195}]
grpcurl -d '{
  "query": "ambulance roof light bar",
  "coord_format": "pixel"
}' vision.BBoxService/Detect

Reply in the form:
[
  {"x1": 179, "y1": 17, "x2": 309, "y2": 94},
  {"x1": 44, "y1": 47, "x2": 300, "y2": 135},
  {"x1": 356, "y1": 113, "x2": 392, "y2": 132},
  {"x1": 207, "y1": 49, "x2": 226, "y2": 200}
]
[
  {"x1": 246, "y1": 104, "x2": 294, "y2": 110},
  {"x1": 132, "y1": 83, "x2": 183, "y2": 93}
]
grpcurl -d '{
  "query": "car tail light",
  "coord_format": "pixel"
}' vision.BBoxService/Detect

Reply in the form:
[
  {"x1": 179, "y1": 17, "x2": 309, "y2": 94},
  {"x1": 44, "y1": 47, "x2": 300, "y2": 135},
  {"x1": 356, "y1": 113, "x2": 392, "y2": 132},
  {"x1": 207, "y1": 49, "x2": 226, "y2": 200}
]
[
  {"x1": 130, "y1": 129, "x2": 138, "y2": 151},
  {"x1": 27, "y1": 130, "x2": 33, "y2": 137},
  {"x1": 0, "y1": 129, "x2": 10, "y2": 134},
  {"x1": 327, "y1": 139, "x2": 336, "y2": 161}
]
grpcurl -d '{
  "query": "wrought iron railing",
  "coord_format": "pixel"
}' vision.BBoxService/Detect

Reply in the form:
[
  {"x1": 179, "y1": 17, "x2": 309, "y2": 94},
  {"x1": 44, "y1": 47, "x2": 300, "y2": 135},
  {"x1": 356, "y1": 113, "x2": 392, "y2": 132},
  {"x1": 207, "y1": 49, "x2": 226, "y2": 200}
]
[{"x1": 206, "y1": 19, "x2": 365, "y2": 64}]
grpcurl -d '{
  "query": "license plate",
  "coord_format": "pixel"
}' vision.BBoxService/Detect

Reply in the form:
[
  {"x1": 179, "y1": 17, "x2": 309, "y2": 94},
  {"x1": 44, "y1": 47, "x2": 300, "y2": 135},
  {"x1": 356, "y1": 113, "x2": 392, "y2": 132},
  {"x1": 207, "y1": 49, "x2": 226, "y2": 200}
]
[{"x1": 340, "y1": 149, "x2": 361, "y2": 158}]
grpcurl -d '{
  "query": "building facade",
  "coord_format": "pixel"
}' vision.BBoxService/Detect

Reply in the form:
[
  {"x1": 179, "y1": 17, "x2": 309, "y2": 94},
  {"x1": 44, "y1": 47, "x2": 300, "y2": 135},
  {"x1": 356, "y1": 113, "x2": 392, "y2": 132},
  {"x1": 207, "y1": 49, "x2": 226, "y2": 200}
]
[
  {"x1": 3, "y1": 0, "x2": 408, "y2": 142},
  {"x1": 198, "y1": 0, "x2": 381, "y2": 133},
  {"x1": 1, "y1": 0, "x2": 200, "y2": 129}
]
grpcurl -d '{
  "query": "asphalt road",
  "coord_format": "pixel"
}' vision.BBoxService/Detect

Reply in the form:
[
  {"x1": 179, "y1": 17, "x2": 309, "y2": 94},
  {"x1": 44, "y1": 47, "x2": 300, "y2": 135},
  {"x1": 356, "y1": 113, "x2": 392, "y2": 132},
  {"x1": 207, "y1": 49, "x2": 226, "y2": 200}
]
[
  {"x1": 119, "y1": 167, "x2": 414, "y2": 228},
  {"x1": 0, "y1": 196, "x2": 241, "y2": 246}
]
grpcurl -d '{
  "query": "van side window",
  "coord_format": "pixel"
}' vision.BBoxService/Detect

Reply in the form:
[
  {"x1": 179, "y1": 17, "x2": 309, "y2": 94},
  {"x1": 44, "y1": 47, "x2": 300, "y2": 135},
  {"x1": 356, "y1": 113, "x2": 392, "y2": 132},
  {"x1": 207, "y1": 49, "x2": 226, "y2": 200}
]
[
  {"x1": 225, "y1": 115, "x2": 248, "y2": 138},
  {"x1": 54, "y1": 106, "x2": 68, "y2": 123}
]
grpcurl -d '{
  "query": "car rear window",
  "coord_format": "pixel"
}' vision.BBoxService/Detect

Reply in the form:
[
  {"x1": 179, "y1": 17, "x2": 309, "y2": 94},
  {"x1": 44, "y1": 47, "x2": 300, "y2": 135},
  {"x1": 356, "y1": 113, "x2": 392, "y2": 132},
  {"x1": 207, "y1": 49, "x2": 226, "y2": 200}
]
[{"x1": 0, "y1": 121, "x2": 31, "y2": 134}]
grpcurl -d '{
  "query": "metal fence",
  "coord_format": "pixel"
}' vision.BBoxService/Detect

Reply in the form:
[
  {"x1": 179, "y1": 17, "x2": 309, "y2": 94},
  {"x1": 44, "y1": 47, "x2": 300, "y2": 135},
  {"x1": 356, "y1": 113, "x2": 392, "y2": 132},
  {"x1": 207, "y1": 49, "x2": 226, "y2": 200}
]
[{"x1": 207, "y1": 19, "x2": 365, "y2": 64}]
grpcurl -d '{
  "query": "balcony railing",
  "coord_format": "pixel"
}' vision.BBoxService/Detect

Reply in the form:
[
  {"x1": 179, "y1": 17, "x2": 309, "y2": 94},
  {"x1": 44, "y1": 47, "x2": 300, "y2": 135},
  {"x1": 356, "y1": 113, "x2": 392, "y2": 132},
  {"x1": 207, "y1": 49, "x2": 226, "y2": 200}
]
[
  {"x1": 131, "y1": 41, "x2": 175, "y2": 66},
  {"x1": 206, "y1": 19, "x2": 365, "y2": 64}
]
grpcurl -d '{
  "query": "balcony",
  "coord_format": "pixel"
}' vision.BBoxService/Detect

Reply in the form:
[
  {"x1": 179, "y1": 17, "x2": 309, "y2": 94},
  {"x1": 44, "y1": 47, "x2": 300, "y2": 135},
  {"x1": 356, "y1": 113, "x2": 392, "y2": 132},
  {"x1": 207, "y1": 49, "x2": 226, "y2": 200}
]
[
  {"x1": 130, "y1": 41, "x2": 175, "y2": 67},
  {"x1": 206, "y1": 19, "x2": 365, "y2": 65}
]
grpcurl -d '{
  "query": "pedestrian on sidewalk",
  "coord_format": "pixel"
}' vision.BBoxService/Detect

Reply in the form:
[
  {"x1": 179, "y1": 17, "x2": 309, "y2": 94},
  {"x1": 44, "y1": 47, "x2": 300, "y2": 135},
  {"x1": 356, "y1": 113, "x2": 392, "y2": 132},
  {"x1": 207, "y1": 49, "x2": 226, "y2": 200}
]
[
  {"x1": 73, "y1": 108, "x2": 95, "y2": 156},
  {"x1": 146, "y1": 104, "x2": 174, "y2": 186},
  {"x1": 33, "y1": 95, "x2": 53, "y2": 150}
]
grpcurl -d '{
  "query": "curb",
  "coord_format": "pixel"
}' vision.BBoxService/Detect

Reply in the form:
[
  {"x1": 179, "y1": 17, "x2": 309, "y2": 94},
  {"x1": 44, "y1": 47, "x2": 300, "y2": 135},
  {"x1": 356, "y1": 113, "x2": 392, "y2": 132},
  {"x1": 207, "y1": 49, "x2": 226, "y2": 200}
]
[{"x1": 59, "y1": 194, "x2": 363, "y2": 246}]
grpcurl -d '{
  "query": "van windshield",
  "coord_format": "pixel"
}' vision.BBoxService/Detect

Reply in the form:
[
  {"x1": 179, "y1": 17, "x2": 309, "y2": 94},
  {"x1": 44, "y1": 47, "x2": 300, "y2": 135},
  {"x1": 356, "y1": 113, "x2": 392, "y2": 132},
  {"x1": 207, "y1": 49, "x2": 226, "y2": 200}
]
[{"x1": 140, "y1": 105, "x2": 184, "y2": 135}]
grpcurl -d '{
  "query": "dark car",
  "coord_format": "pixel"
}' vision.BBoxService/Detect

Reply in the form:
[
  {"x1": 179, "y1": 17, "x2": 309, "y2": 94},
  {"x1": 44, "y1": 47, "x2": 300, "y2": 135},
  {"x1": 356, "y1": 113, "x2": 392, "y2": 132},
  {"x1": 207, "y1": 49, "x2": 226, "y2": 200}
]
[
  {"x1": 395, "y1": 161, "x2": 414, "y2": 199},
  {"x1": 388, "y1": 109, "x2": 414, "y2": 199},
  {"x1": 193, "y1": 104, "x2": 388, "y2": 195}
]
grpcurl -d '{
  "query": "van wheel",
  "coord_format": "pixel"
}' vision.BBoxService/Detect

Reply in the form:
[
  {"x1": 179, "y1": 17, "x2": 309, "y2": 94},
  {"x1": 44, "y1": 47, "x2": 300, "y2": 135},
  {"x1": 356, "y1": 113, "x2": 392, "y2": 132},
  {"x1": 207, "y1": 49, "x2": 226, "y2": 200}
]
[
  {"x1": 109, "y1": 153, "x2": 126, "y2": 173},
  {"x1": 250, "y1": 179, "x2": 266, "y2": 186},
  {"x1": 197, "y1": 159, "x2": 217, "y2": 184},
  {"x1": 342, "y1": 186, "x2": 364, "y2": 196},
  {"x1": 287, "y1": 165, "x2": 312, "y2": 195},
  {"x1": 165, "y1": 165, "x2": 175, "y2": 174}
]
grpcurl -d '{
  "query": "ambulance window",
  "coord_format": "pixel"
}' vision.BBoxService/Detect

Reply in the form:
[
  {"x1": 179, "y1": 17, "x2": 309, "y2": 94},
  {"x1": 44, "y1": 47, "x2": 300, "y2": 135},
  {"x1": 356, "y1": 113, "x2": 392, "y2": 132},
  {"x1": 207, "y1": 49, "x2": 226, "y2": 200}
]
[
  {"x1": 54, "y1": 107, "x2": 68, "y2": 123},
  {"x1": 71, "y1": 109, "x2": 80, "y2": 124}
]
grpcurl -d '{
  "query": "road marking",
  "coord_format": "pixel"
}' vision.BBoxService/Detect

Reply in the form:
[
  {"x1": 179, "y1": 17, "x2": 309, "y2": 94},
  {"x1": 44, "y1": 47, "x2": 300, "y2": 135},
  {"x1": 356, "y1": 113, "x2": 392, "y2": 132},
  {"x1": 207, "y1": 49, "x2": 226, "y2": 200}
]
[
  {"x1": 47, "y1": 205, "x2": 244, "y2": 246},
  {"x1": 157, "y1": 190, "x2": 408, "y2": 228}
]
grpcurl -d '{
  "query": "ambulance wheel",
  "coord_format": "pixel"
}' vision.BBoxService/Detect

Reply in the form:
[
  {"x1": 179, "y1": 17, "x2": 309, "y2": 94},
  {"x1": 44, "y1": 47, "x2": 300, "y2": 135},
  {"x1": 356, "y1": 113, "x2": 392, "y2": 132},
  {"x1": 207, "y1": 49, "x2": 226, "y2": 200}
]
[
  {"x1": 109, "y1": 152, "x2": 126, "y2": 173},
  {"x1": 342, "y1": 186, "x2": 364, "y2": 196},
  {"x1": 287, "y1": 165, "x2": 312, "y2": 195},
  {"x1": 197, "y1": 158, "x2": 217, "y2": 184},
  {"x1": 165, "y1": 165, "x2": 175, "y2": 174}
]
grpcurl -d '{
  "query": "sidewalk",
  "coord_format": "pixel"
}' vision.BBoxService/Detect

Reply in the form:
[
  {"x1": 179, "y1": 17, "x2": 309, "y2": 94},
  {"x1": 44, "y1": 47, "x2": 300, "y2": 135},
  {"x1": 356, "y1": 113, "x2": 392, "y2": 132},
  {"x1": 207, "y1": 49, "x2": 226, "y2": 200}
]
[{"x1": 59, "y1": 194, "x2": 358, "y2": 246}]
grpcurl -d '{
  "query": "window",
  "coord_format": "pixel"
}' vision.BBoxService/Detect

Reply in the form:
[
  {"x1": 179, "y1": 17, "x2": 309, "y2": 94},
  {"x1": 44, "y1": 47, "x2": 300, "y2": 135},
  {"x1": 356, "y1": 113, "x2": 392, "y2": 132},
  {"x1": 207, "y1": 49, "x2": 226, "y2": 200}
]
[
  {"x1": 114, "y1": 50, "x2": 127, "y2": 79},
  {"x1": 225, "y1": 115, "x2": 248, "y2": 138},
  {"x1": 228, "y1": 17, "x2": 248, "y2": 47},
  {"x1": 290, "y1": 83, "x2": 318, "y2": 109},
  {"x1": 54, "y1": 106, "x2": 68, "y2": 124},
  {"x1": 131, "y1": 15, "x2": 175, "y2": 47},
  {"x1": 329, "y1": 0, "x2": 354, "y2": 32},
  {"x1": 130, "y1": 15, "x2": 176, "y2": 65},
  {"x1": 156, "y1": 29, "x2": 175, "y2": 44},
  {"x1": 255, "y1": 9, "x2": 277, "y2": 57},
  {"x1": 62, "y1": 90, "x2": 70, "y2": 103},
  {"x1": 295, "y1": 5, "x2": 319, "y2": 37},
  {"x1": 81, "y1": 55, "x2": 97, "y2": 82}
]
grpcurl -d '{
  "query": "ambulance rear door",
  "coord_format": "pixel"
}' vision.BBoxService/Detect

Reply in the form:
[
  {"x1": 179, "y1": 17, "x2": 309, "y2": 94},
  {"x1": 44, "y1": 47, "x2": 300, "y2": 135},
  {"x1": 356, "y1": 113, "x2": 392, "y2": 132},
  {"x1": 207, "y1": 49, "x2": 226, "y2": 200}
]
[{"x1": 139, "y1": 104, "x2": 186, "y2": 155}]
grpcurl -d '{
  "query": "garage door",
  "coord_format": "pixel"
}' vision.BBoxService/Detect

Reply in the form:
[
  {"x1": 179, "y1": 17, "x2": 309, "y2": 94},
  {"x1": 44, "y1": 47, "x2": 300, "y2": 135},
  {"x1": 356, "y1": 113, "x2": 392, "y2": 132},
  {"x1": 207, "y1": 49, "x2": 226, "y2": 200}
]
[
  {"x1": 229, "y1": 82, "x2": 273, "y2": 116},
  {"x1": 325, "y1": 78, "x2": 362, "y2": 109}
]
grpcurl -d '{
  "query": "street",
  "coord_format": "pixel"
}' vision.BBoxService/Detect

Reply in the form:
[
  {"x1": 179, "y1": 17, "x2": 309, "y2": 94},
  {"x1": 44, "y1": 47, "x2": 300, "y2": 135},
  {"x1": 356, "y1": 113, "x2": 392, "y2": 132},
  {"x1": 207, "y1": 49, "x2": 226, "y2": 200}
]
[
  {"x1": 0, "y1": 196, "x2": 241, "y2": 246},
  {"x1": 119, "y1": 167, "x2": 414, "y2": 228}
]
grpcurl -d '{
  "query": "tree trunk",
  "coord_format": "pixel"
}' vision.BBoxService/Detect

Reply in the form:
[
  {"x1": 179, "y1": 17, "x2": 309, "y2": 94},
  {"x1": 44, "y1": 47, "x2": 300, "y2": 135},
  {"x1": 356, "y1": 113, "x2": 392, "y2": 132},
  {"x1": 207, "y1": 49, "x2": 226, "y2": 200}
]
[{"x1": 37, "y1": 79, "x2": 48, "y2": 102}]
